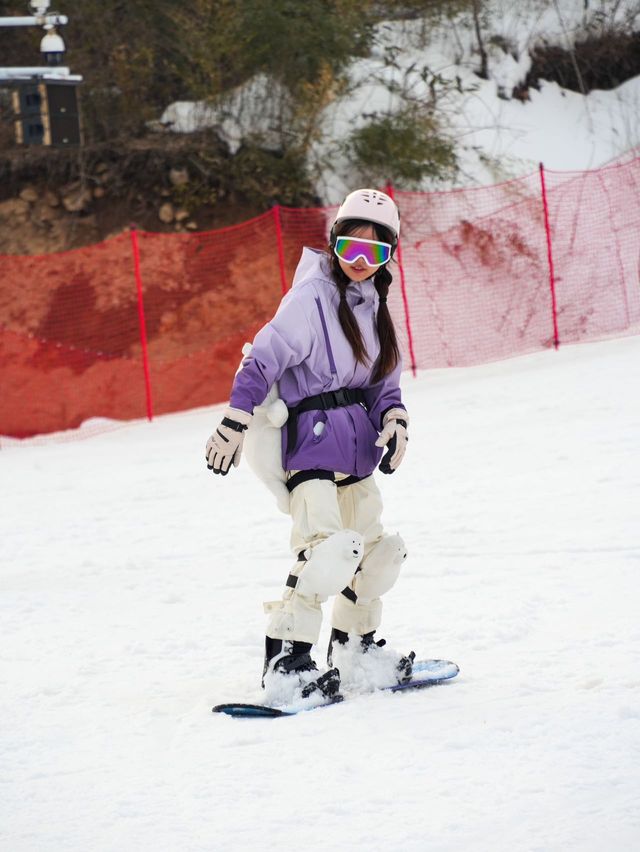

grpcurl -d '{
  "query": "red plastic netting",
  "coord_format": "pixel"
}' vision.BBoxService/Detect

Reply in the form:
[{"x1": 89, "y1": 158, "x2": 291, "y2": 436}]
[
  {"x1": 1, "y1": 155, "x2": 639, "y2": 440},
  {"x1": 543, "y1": 161, "x2": 640, "y2": 344},
  {"x1": 0, "y1": 214, "x2": 285, "y2": 437},
  {"x1": 393, "y1": 173, "x2": 556, "y2": 367}
]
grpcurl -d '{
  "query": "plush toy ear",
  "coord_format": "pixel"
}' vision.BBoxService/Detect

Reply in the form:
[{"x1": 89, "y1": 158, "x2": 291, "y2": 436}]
[{"x1": 235, "y1": 342, "x2": 253, "y2": 376}]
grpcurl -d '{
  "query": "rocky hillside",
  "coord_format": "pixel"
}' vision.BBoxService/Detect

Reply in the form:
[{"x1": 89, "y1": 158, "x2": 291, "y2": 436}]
[
  {"x1": 1, "y1": 165, "x2": 201, "y2": 256},
  {"x1": 0, "y1": 135, "x2": 309, "y2": 256}
]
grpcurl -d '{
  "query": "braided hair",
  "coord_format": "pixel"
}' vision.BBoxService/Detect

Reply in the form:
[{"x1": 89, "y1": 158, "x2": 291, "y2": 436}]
[{"x1": 328, "y1": 219, "x2": 400, "y2": 383}]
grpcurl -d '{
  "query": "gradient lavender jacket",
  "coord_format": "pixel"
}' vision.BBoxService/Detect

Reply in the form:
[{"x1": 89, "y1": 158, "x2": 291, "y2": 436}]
[{"x1": 229, "y1": 248, "x2": 405, "y2": 478}]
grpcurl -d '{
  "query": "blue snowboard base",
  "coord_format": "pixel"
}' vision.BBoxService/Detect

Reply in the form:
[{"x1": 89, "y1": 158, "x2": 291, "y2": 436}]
[{"x1": 212, "y1": 659, "x2": 459, "y2": 718}]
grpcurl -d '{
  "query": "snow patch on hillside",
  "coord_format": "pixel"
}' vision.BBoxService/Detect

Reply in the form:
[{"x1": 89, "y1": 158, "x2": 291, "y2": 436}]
[{"x1": 159, "y1": 0, "x2": 640, "y2": 202}]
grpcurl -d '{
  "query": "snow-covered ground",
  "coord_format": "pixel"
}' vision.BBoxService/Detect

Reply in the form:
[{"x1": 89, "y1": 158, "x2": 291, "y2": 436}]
[
  {"x1": 2, "y1": 334, "x2": 640, "y2": 851},
  {"x1": 160, "y1": 0, "x2": 640, "y2": 201}
]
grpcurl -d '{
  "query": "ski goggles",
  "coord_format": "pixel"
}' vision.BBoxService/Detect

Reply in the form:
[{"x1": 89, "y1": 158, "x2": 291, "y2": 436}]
[{"x1": 333, "y1": 236, "x2": 392, "y2": 268}]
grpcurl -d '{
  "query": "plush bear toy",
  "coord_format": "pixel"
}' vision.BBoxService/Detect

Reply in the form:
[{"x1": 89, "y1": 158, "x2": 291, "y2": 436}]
[{"x1": 238, "y1": 343, "x2": 290, "y2": 514}]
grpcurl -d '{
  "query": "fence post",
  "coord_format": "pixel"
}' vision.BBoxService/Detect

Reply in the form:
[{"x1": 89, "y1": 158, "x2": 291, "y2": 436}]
[
  {"x1": 538, "y1": 163, "x2": 560, "y2": 350},
  {"x1": 273, "y1": 204, "x2": 289, "y2": 296},
  {"x1": 386, "y1": 183, "x2": 417, "y2": 377},
  {"x1": 129, "y1": 226, "x2": 154, "y2": 422}
]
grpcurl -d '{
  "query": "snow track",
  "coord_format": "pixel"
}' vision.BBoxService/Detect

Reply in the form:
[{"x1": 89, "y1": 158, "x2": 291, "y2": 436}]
[{"x1": 2, "y1": 335, "x2": 640, "y2": 851}]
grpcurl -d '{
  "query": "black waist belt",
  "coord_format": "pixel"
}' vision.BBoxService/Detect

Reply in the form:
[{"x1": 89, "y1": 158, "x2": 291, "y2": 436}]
[
  {"x1": 286, "y1": 469, "x2": 364, "y2": 493},
  {"x1": 286, "y1": 387, "x2": 367, "y2": 454}
]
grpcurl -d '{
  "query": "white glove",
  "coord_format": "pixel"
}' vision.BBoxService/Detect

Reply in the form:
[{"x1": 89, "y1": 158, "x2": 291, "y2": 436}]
[
  {"x1": 375, "y1": 408, "x2": 409, "y2": 474},
  {"x1": 205, "y1": 407, "x2": 252, "y2": 476}
]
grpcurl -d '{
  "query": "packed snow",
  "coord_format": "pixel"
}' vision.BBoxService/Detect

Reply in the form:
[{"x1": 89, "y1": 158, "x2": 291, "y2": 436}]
[{"x1": 2, "y1": 333, "x2": 640, "y2": 851}]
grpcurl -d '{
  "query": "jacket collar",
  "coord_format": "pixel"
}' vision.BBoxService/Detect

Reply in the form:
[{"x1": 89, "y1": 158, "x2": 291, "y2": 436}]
[{"x1": 292, "y1": 247, "x2": 378, "y2": 307}]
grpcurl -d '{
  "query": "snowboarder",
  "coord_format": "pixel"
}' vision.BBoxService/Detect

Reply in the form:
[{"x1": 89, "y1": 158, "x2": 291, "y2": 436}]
[{"x1": 205, "y1": 188, "x2": 413, "y2": 707}]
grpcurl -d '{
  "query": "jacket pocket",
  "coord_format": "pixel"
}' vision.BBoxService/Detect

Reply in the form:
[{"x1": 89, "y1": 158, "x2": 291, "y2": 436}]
[{"x1": 311, "y1": 411, "x2": 328, "y2": 443}]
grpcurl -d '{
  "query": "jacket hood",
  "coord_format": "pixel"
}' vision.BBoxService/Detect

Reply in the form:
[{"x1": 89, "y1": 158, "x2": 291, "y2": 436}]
[
  {"x1": 291, "y1": 247, "x2": 377, "y2": 305},
  {"x1": 291, "y1": 247, "x2": 333, "y2": 289}
]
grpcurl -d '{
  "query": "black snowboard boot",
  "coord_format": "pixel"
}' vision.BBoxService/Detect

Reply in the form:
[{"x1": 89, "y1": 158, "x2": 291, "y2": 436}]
[
  {"x1": 262, "y1": 636, "x2": 342, "y2": 702},
  {"x1": 327, "y1": 628, "x2": 416, "y2": 686}
]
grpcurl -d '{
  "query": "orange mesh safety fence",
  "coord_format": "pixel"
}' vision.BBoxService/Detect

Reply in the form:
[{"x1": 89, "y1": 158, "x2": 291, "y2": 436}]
[
  {"x1": 0, "y1": 212, "x2": 284, "y2": 439},
  {"x1": 543, "y1": 161, "x2": 640, "y2": 344},
  {"x1": 394, "y1": 172, "x2": 554, "y2": 367},
  {"x1": 1, "y1": 155, "x2": 639, "y2": 441},
  {"x1": 392, "y1": 159, "x2": 639, "y2": 369}
]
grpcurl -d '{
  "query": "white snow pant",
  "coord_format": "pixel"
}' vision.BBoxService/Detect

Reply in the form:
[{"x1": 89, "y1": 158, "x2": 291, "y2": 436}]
[{"x1": 264, "y1": 474, "x2": 407, "y2": 645}]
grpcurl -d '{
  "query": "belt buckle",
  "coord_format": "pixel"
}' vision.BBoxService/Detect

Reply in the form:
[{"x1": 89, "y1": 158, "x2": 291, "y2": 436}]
[{"x1": 332, "y1": 388, "x2": 347, "y2": 407}]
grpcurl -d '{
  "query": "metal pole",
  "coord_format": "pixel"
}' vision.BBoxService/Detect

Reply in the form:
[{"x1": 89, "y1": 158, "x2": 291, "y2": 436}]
[
  {"x1": 130, "y1": 227, "x2": 154, "y2": 422},
  {"x1": 539, "y1": 163, "x2": 560, "y2": 350},
  {"x1": 385, "y1": 183, "x2": 418, "y2": 377},
  {"x1": 273, "y1": 205, "x2": 289, "y2": 296},
  {"x1": 0, "y1": 16, "x2": 68, "y2": 26}
]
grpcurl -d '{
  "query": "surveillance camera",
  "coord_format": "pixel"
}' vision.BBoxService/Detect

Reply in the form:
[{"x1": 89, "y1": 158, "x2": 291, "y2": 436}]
[
  {"x1": 29, "y1": 0, "x2": 52, "y2": 14},
  {"x1": 40, "y1": 28, "x2": 66, "y2": 66}
]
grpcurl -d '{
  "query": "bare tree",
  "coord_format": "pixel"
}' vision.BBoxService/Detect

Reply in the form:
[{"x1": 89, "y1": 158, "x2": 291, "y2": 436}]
[{"x1": 471, "y1": 0, "x2": 489, "y2": 79}]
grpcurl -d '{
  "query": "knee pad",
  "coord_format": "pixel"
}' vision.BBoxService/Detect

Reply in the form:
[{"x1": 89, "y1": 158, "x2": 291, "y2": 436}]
[
  {"x1": 353, "y1": 533, "x2": 407, "y2": 602},
  {"x1": 296, "y1": 529, "x2": 364, "y2": 599}
]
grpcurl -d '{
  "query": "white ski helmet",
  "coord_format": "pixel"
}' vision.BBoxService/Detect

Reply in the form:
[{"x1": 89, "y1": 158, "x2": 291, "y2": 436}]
[{"x1": 332, "y1": 188, "x2": 400, "y2": 243}]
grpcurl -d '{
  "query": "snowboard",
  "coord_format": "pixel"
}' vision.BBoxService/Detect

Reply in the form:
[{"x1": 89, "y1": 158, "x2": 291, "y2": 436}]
[{"x1": 212, "y1": 659, "x2": 459, "y2": 718}]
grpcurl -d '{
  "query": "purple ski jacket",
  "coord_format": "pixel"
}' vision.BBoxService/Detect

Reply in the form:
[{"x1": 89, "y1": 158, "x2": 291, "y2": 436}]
[{"x1": 230, "y1": 248, "x2": 405, "y2": 478}]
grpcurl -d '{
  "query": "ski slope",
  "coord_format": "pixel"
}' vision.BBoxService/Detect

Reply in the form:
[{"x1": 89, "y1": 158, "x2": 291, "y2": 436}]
[{"x1": 2, "y1": 334, "x2": 640, "y2": 852}]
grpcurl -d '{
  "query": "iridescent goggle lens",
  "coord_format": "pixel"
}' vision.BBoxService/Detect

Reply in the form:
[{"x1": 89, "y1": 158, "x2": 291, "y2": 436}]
[{"x1": 334, "y1": 236, "x2": 392, "y2": 267}]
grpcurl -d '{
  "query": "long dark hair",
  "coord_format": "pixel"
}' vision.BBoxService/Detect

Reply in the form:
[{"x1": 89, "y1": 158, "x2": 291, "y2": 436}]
[{"x1": 328, "y1": 219, "x2": 400, "y2": 383}]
